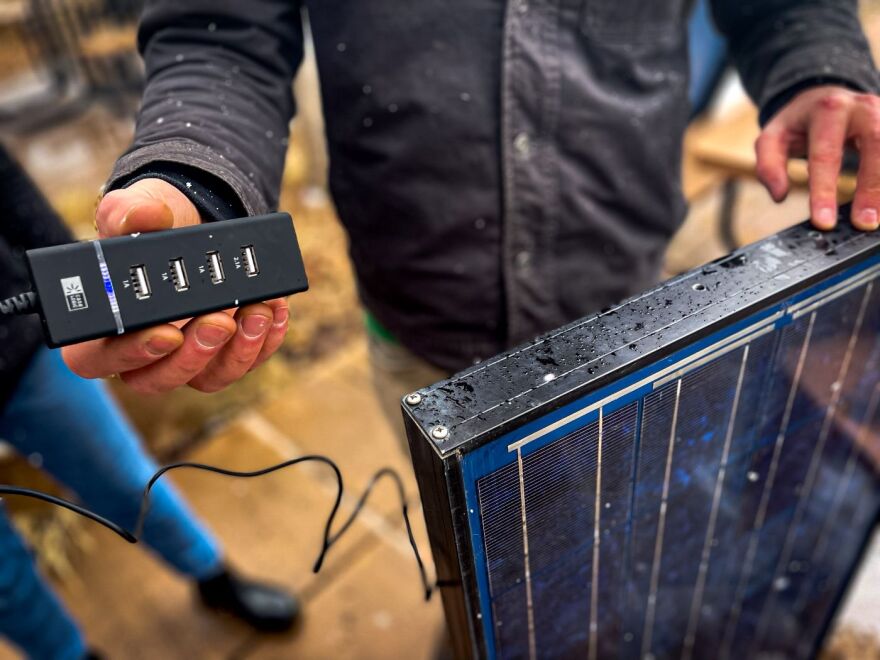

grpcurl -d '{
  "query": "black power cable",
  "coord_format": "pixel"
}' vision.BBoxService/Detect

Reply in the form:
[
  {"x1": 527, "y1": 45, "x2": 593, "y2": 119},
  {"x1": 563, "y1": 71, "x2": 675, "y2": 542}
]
[
  {"x1": 0, "y1": 291, "x2": 38, "y2": 317},
  {"x1": 0, "y1": 455, "x2": 437, "y2": 601}
]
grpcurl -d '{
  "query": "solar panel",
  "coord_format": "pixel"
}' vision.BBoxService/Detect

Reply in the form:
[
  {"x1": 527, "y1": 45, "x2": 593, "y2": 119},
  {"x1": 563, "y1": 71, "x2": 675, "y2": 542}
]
[{"x1": 403, "y1": 213, "x2": 880, "y2": 659}]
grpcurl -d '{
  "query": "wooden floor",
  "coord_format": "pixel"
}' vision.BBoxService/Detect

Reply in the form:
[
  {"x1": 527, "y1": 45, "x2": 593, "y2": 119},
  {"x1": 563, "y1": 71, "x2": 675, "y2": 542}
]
[{"x1": 0, "y1": 341, "x2": 444, "y2": 659}]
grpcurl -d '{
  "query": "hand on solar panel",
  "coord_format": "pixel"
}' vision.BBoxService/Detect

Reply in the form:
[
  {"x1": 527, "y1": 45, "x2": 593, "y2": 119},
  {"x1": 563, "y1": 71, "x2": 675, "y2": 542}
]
[
  {"x1": 755, "y1": 85, "x2": 880, "y2": 233},
  {"x1": 409, "y1": 221, "x2": 880, "y2": 658},
  {"x1": 61, "y1": 178, "x2": 290, "y2": 394}
]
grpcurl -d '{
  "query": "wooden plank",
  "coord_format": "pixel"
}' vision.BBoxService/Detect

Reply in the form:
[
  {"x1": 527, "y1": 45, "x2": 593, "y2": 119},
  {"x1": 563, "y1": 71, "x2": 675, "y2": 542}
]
[
  {"x1": 0, "y1": 2, "x2": 25, "y2": 26},
  {"x1": 682, "y1": 120, "x2": 729, "y2": 201}
]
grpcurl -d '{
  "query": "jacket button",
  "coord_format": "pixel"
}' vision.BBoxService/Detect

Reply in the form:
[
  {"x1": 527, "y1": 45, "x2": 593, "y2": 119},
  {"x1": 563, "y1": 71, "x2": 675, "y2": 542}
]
[{"x1": 513, "y1": 132, "x2": 531, "y2": 158}]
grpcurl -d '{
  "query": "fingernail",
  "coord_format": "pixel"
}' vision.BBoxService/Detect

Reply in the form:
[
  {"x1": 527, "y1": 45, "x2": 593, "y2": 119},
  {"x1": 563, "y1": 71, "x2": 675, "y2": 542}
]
[
  {"x1": 273, "y1": 306, "x2": 289, "y2": 327},
  {"x1": 241, "y1": 314, "x2": 270, "y2": 339},
  {"x1": 858, "y1": 208, "x2": 879, "y2": 230},
  {"x1": 120, "y1": 203, "x2": 140, "y2": 229},
  {"x1": 196, "y1": 323, "x2": 232, "y2": 348},
  {"x1": 816, "y1": 207, "x2": 836, "y2": 228},
  {"x1": 146, "y1": 336, "x2": 180, "y2": 357}
]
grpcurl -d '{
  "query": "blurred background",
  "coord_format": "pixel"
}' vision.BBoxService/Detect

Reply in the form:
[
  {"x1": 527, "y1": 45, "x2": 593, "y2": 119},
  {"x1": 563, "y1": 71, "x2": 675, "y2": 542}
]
[{"x1": 0, "y1": 0, "x2": 878, "y2": 658}]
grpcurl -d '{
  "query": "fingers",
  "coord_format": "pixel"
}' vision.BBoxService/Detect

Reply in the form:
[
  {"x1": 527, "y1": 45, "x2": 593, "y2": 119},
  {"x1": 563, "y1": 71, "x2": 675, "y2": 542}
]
[
  {"x1": 188, "y1": 303, "x2": 275, "y2": 393},
  {"x1": 755, "y1": 126, "x2": 792, "y2": 204},
  {"x1": 120, "y1": 313, "x2": 237, "y2": 394},
  {"x1": 760, "y1": 87, "x2": 880, "y2": 232},
  {"x1": 849, "y1": 96, "x2": 880, "y2": 231},
  {"x1": 62, "y1": 301, "x2": 289, "y2": 393},
  {"x1": 96, "y1": 178, "x2": 202, "y2": 238},
  {"x1": 62, "y1": 325, "x2": 184, "y2": 379},
  {"x1": 807, "y1": 93, "x2": 851, "y2": 230},
  {"x1": 249, "y1": 299, "x2": 290, "y2": 372}
]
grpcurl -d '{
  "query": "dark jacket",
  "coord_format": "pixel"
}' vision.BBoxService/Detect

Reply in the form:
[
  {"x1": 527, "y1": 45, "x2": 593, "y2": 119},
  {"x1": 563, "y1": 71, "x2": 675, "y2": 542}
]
[
  {"x1": 0, "y1": 146, "x2": 74, "y2": 406},
  {"x1": 107, "y1": 0, "x2": 879, "y2": 372}
]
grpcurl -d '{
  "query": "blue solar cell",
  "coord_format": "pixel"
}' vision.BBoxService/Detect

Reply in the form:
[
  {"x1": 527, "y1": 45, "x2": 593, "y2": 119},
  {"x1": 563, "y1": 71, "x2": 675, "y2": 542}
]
[{"x1": 405, "y1": 216, "x2": 880, "y2": 659}]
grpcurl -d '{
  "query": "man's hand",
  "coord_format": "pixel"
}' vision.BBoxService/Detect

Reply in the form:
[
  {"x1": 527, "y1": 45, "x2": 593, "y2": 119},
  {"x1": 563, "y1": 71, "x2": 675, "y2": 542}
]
[
  {"x1": 756, "y1": 85, "x2": 880, "y2": 232},
  {"x1": 62, "y1": 178, "x2": 290, "y2": 394}
]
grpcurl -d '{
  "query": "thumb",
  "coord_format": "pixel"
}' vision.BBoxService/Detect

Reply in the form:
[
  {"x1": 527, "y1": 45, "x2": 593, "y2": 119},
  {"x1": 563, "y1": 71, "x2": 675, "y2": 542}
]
[{"x1": 96, "y1": 178, "x2": 201, "y2": 238}]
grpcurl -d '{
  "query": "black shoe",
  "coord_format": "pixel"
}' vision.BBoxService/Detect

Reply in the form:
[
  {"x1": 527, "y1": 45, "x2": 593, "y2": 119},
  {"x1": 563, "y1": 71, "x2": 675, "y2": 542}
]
[
  {"x1": 82, "y1": 651, "x2": 104, "y2": 660},
  {"x1": 196, "y1": 567, "x2": 300, "y2": 632}
]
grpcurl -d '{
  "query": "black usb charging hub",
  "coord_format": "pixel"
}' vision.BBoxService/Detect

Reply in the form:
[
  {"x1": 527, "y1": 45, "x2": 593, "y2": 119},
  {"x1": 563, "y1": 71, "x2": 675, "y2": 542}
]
[{"x1": 26, "y1": 213, "x2": 309, "y2": 347}]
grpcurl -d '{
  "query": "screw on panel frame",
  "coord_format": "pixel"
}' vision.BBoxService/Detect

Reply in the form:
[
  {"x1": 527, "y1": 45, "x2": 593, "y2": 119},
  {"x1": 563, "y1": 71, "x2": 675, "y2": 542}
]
[
  {"x1": 405, "y1": 393, "x2": 422, "y2": 406},
  {"x1": 431, "y1": 426, "x2": 449, "y2": 440}
]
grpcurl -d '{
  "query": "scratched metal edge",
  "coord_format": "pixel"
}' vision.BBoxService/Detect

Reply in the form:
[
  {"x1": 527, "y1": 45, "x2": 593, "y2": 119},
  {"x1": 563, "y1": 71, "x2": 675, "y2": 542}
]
[
  {"x1": 404, "y1": 414, "x2": 487, "y2": 657},
  {"x1": 402, "y1": 208, "x2": 880, "y2": 458}
]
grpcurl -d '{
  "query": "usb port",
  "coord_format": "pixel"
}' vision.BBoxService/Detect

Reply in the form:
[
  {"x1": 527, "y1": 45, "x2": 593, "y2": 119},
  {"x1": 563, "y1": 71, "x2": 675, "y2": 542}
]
[
  {"x1": 130, "y1": 264, "x2": 151, "y2": 300},
  {"x1": 170, "y1": 257, "x2": 189, "y2": 292},
  {"x1": 206, "y1": 251, "x2": 225, "y2": 284},
  {"x1": 241, "y1": 245, "x2": 259, "y2": 277}
]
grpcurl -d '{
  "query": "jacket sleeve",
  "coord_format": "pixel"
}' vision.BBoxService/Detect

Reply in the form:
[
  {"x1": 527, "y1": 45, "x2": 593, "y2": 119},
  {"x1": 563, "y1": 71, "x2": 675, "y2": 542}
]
[
  {"x1": 106, "y1": 0, "x2": 304, "y2": 214},
  {"x1": 710, "y1": 0, "x2": 880, "y2": 118}
]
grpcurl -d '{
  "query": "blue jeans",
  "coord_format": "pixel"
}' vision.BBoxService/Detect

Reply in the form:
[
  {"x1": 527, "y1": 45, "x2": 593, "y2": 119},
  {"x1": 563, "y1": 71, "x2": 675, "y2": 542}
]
[{"x1": 0, "y1": 347, "x2": 224, "y2": 659}]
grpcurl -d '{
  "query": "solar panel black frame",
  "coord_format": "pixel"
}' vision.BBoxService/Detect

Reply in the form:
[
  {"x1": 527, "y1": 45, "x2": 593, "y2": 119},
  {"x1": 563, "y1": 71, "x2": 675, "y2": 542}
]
[{"x1": 403, "y1": 210, "x2": 880, "y2": 659}]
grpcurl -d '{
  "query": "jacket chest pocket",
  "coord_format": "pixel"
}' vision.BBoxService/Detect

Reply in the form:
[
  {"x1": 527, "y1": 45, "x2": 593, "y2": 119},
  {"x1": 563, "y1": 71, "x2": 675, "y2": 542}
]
[{"x1": 580, "y1": 0, "x2": 691, "y2": 45}]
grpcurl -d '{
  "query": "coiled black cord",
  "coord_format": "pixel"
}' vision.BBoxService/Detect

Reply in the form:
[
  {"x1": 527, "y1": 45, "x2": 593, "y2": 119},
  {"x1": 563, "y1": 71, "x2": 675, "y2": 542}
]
[
  {"x1": 0, "y1": 456, "x2": 437, "y2": 600},
  {"x1": 0, "y1": 291, "x2": 38, "y2": 317}
]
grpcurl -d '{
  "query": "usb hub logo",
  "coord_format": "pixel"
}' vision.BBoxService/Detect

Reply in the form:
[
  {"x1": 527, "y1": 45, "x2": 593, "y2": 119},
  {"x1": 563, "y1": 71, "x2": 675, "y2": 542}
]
[{"x1": 61, "y1": 276, "x2": 88, "y2": 311}]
